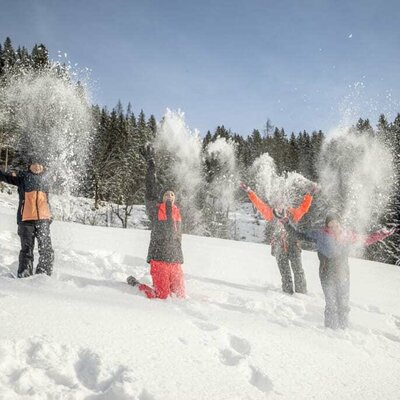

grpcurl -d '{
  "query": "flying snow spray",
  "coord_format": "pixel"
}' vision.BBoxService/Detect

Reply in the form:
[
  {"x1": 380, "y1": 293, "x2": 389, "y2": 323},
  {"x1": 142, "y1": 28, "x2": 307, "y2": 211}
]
[
  {"x1": 206, "y1": 136, "x2": 238, "y2": 213},
  {"x1": 318, "y1": 128, "x2": 394, "y2": 235},
  {"x1": 0, "y1": 64, "x2": 94, "y2": 219},
  {"x1": 154, "y1": 109, "x2": 204, "y2": 233}
]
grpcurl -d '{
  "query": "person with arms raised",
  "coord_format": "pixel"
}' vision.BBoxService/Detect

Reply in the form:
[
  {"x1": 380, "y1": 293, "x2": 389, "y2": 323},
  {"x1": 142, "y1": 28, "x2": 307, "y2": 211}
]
[
  {"x1": 240, "y1": 182, "x2": 315, "y2": 294},
  {"x1": 274, "y1": 209, "x2": 395, "y2": 329},
  {"x1": 127, "y1": 145, "x2": 185, "y2": 299}
]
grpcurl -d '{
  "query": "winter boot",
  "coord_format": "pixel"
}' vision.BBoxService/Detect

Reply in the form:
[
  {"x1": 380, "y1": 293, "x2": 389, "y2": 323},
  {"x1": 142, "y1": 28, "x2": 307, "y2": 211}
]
[{"x1": 127, "y1": 276, "x2": 140, "y2": 287}]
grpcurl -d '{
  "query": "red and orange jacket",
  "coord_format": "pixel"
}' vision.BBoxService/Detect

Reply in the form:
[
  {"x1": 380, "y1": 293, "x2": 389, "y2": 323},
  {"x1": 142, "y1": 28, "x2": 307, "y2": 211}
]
[
  {"x1": 146, "y1": 200, "x2": 183, "y2": 264},
  {"x1": 247, "y1": 190, "x2": 313, "y2": 254},
  {"x1": 145, "y1": 159, "x2": 183, "y2": 264}
]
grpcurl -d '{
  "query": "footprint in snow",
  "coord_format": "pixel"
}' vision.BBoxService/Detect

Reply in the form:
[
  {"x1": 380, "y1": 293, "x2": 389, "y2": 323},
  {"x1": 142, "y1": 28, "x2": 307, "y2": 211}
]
[
  {"x1": 219, "y1": 335, "x2": 251, "y2": 366},
  {"x1": 75, "y1": 348, "x2": 153, "y2": 399},
  {"x1": 229, "y1": 335, "x2": 251, "y2": 356},
  {"x1": 192, "y1": 320, "x2": 219, "y2": 332},
  {"x1": 182, "y1": 306, "x2": 209, "y2": 321},
  {"x1": 248, "y1": 365, "x2": 274, "y2": 394},
  {"x1": 74, "y1": 349, "x2": 103, "y2": 391},
  {"x1": 180, "y1": 304, "x2": 220, "y2": 331},
  {"x1": 0, "y1": 337, "x2": 153, "y2": 399},
  {"x1": 219, "y1": 348, "x2": 244, "y2": 366}
]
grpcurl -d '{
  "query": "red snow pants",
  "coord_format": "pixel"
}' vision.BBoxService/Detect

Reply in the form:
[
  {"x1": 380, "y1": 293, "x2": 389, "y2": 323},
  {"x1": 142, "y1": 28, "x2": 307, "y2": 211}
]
[{"x1": 139, "y1": 260, "x2": 186, "y2": 299}]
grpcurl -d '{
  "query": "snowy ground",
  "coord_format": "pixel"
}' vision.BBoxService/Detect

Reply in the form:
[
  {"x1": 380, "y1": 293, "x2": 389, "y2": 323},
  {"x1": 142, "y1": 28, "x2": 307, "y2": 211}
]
[{"x1": 0, "y1": 201, "x2": 399, "y2": 399}]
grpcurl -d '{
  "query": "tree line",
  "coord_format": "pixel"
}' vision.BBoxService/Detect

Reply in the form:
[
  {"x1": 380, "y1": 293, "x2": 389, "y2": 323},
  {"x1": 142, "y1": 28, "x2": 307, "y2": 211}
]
[{"x1": 0, "y1": 37, "x2": 399, "y2": 264}]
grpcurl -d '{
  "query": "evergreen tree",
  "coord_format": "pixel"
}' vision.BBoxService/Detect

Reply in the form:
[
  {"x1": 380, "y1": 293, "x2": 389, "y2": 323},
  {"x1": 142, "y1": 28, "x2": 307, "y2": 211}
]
[
  {"x1": 1, "y1": 37, "x2": 16, "y2": 72},
  {"x1": 376, "y1": 114, "x2": 390, "y2": 143},
  {"x1": 0, "y1": 44, "x2": 3, "y2": 76},
  {"x1": 353, "y1": 118, "x2": 374, "y2": 136},
  {"x1": 202, "y1": 130, "x2": 212, "y2": 149},
  {"x1": 297, "y1": 131, "x2": 313, "y2": 179},
  {"x1": 371, "y1": 114, "x2": 400, "y2": 264},
  {"x1": 310, "y1": 130, "x2": 324, "y2": 181},
  {"x1": 247, "y1": 129, "x2": 264, "y2": 161},
  {"x1": 267, "y1": 127, "x2": 289, "y2": 174},
  {"x1": 263, "y1": 118, "x2": 274, "y2": 137},
  {"x1": 147, "y1": 114, "x2": 157, "y2": 136},
  {"x1": 31, "y1": 44, "x2": 49, "y2": 70},
  {"x1": 16, "y1": 46, "x2": 31, "y2": 71},
  {"x1": 287, "y1": 132, "x2": 299, "y2": 172},
  {"x1": 212, "y1": 125, "x2": 231, "y2": 141}
]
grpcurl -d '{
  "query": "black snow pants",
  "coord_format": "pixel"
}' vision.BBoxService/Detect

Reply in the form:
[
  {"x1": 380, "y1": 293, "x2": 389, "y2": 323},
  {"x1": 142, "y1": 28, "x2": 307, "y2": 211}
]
[
  {"x1": 276, "y1": 243, "x2": 307, "y2": 295},
  {"x1": 17, "y1": 220, "x2": 54, "y2": 278},
  {"x1": 318, "y1": 253, "x2": 350, "y2": 329}
]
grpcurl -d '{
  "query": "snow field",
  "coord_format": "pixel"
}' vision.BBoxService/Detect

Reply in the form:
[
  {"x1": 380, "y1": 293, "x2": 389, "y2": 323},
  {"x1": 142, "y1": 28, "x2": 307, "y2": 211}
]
[{"x1": 0, "y1": 207, "x2": 399, "y2": 399}]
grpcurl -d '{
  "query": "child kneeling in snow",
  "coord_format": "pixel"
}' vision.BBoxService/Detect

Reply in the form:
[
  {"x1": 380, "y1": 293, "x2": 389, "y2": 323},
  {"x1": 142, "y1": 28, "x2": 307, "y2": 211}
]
[
  {"x1": 274, "y1": 210, "x2": 395, "y2": 329},
  {"x1": 127, "y1": 146, "x2": 185, "y2": 299}
]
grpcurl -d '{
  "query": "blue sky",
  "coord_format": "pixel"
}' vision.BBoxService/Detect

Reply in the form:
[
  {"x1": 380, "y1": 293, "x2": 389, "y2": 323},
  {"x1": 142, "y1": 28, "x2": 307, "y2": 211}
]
[{"x1": 1, "y1": 0, "x2": 400, "y2": 136}]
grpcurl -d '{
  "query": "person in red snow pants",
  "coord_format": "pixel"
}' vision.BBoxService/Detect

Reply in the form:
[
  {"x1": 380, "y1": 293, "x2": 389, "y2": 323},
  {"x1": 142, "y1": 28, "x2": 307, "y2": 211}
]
[
  {"x1": 127, "y1": 144, "x2": 185, "y2": 299},
  {"x1": 138, "y1": 260, "x2": 185, "y2": 299}
]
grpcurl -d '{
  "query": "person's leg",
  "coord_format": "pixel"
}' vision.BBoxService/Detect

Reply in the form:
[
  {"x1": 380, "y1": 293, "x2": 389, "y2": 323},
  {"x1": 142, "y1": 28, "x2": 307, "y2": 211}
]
[
  {"x1": 137, "y1": 283, "x2": 157, "y2": 299},
  {"x1": 289, "y1": 248, "x2": 307, "y2": 294},
  {"x1": 276, "y1": 253, "x2": 294, "y2": 294},
  {"x1": 321, "y1": 281, "x2": 339, "y2": 329},
  {"x1": 35, "y1": 221, "x2": 54, "y2": 276},
  {"x1": 319, "y1": 257, "x2": 339, "y2": 329},
  {"x1": 138, "y1": 260, "x2": 171, "y2": 299},
  {"x1": 170, "y1": 263, "x2": 186, "y2": 298},
  {"x1": 337, "y1": 265, "x2": 350, "y2": 329},
  {"x1": 17, "y1": 222, "x2": 35, "y2": 278}
]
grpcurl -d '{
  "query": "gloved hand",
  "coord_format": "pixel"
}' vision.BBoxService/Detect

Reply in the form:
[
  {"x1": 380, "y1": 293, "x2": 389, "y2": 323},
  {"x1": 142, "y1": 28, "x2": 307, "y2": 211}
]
[
  {"x1": 239, "y1": 182, "x2": 251, "y2": 193},
  {"x1": 382, "y1": 226, "x2": 396, "y2": 236},
  {"x1": 273, "y1": 208, "x2": 289, "y2": 223},
  {"x1": 310, "y1": 183, "x2": 321, "y2": 195}
]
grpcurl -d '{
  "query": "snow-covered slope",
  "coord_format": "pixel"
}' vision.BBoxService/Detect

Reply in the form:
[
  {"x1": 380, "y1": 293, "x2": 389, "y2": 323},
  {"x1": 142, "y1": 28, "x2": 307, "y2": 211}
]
[{"x1": 0, "y1": 204, "x2": 399, "y2": 400}]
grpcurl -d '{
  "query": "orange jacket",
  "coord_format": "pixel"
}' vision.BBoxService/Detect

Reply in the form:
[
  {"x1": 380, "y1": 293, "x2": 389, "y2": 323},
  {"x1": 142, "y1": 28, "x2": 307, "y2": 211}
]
[
  {"x1": 21, "y1": 191, "x2": 51, "y2": 221},
  {"x1": 0, "y1": 170, "x2": 52, "y2": 223},
  {"x1": 248, "y1": 190, "x2": 313, "y2": 254},
  {"x1": 247, "y1": 191, "x2": 313, "y2": 223}
]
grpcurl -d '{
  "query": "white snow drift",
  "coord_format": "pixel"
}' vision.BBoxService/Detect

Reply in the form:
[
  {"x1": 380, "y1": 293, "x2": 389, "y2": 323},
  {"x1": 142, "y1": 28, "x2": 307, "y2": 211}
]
[{"x1": 0, "y1": 199, "x2": 399, "y2": 399}]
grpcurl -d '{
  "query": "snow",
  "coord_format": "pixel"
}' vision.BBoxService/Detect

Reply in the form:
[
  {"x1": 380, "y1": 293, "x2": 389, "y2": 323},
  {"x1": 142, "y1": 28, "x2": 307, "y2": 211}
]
[{"x1": 0, "y1": 197, "x2": 399, "y2": 399}]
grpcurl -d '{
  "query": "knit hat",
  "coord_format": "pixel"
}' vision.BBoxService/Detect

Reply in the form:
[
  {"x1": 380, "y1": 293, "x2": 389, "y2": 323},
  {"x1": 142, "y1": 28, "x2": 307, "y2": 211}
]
[{"x1": 28, "y1": 155, "x2": 47, "y2": 166}]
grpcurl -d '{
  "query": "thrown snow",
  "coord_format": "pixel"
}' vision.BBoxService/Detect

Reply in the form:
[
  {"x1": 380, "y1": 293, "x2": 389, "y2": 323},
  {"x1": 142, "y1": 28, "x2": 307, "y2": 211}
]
[{"x1": 0, "y1": 197, "x2": 399, "y2": 399}]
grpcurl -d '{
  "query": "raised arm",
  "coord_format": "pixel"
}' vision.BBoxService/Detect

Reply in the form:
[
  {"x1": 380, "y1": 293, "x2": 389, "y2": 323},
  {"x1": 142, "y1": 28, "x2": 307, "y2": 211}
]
[
  {"x1": 248, "y1": 190, "x2": 274, "y2": 221},
  {"x1": 145, "y1": 158, "x2": 161, "y2": 202},
  {"x1": 0, "y1": 170, "x2": 22, "y2": 186},
  {"x1": 240, "y1": 183, "x2": 273, "y2": 222},
  {"x1": 362, "y1": 227, "x2": 396, "y2": 247},
  {"x1": 141, "y1": 145, "x2": 162, "y2": 223},
  {"x1": 287, "y1": 193, "x2": 313, "y2": 223}
]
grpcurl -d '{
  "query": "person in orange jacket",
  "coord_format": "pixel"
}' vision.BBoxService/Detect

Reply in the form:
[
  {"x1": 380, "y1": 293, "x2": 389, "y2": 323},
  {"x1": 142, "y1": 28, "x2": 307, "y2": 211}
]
[
  {"x1": 127, "y1": 145, "x2": 185, "y2": 299},
  {"x1": 0, "y1": 158, "x2": 54, "y2": 277},
  {"x1": 240, "y1": 182, "x2": 314, "y2": 294}
]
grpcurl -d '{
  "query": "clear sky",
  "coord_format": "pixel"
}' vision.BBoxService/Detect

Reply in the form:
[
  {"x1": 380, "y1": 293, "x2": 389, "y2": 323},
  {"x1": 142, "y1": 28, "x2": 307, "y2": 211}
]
[{"x1": 1, "y1": 0, "x2": 400, "y2": 136}]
